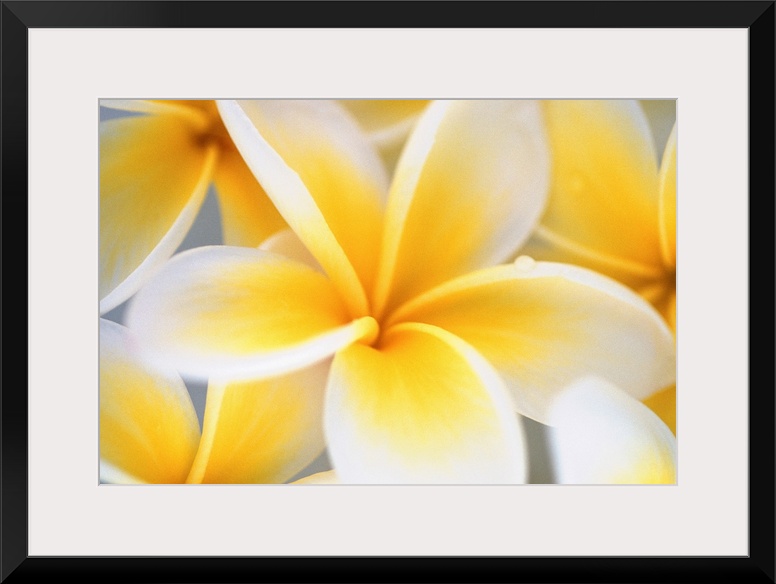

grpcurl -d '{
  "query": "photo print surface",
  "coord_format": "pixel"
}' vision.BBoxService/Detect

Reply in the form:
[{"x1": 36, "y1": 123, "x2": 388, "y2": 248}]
[{"x1": 99, "y1": 99, "x2": 677, "y2": 485}]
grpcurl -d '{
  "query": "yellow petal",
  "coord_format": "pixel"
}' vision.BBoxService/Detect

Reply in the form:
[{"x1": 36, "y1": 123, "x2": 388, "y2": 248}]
[
  {"x1": 642, "y1": 385, "x2": 677, "y2": 435},
  {"x1": 291, "y1": 470, "x2": 340, "y2": 485},
  {"x1": 518, "y1": 225, "x2": 663, "y2": 293},
  {"x1": 99, "y1": 114, "x2": 217, "y2": 313},
  {"x1": 325, "y1": 322, "x2": 527, "y2": 484},
  {"x1": 99, "y1": 319, "x2": 200, "y2": 484},
  {"x1": 217, "y1": 100, "x2": 389, "y2": 316},
  {"x1": 186, "y1": 362, "x2": 328, "y2": 484},
  {"x1": 393, "y1": 259, "x2": 676, "y2": 423},
  {"x1": 535, "y1": 100, "x2": 664, "y2": 277},
  {"x1": 126, "y1": 246, "x2": 377, "y2": 381},
  {"x1": 548, "y1": 377, "x2": 677, "y2": 484},
  {"x1": 664, "y1": 290, "x2": 676, "y2": 331},
  {"x1": 213, "y1": 146, "x2": 287, "y2": 247},
  {"x1": 100, "y1": 99, "x2": 211, "y2": 128},
  {"x1": 373, "y1": 100, "x2": 550, "y2": 318},
  {"x1": 658, "y1": 124, "x2": 677, "y2": 270},
  {"x1": 340, "y1": 99, "x2": 430, "y2": 171}
]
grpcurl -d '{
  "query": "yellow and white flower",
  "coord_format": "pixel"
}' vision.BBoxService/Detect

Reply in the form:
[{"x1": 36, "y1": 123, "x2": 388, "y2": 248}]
[
  {"x1": 126, "y1": 99, "x2": 676, "y2": 484},
  {"x1": 548, "y1": 377, "x2": 677, "y2": 484},
  {"x1": 100, "y1": 318, "x2": 326, "y2": 484},
  {"x1": 521, "y1": 100, "x2": 677, "y2": 431},
  {"x1": 99, "y1": 99, "x2": 287, "y2": 314}
]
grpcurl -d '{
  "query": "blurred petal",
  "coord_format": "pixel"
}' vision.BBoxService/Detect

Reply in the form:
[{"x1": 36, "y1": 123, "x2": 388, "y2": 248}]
[
  {"x1": 519, "y1": 225, "x2": 662, "y2": 292},
  {"x1": 658, "y1": 124, "x2": 677, "y2": 270},
  {"x1": 99, "y1": 319, "x2": 200, "y2": 484},
  {"x1": 218, "y1": 100, "x2": 388, "y2": 315},
  {"x1": 643, "y1": 385, "x2": 677, "y2": 435},
  {"x1": 187, "y1": 362, "x2": 328, "y2": 484},
  {"x1": 126, "y1": 246, "x2": 378, "y2": 381},
  {"x1": 341, "y1": 99, "x2": 430, "y2": 144},
  {"x1": 258, "y1": 229, "x2": 321, "y2": 271},
  {"x1": 292, "y1": 470, "x2": 340, "y2": 485},
  {"x1": 374, "y1": 100, "x2": 550, "y2": 317},
  {"x1": 537, "y1": 100, "x2": 664, "y2": 274},
  {"x1": 664, "y1": 290, "x2": 676, "y2": 331},
  {"x1": 99, "y1": 114, "x2": 217, "y2": 313},
  {"x1": 213, "y1": 146, "x2": 287, "y2": 247},
  {"x1": 341, "y1": 99, "x2": 430, "y2": 171},
  {"x1": 640, "y1": 99, "x2": 676, "y2": 159},
  {"x1": 393, "y1": 259, "x2": 676, "y2": 423},
  {"x1": 548, "y1": 377, "x2": 677, "y2": 484},
  {"x1": 325, "y1": 323, "x2": 527, "y2": 484},
  {"x1": 100, "y1": 99, "x2": 211, "y2": 128}
]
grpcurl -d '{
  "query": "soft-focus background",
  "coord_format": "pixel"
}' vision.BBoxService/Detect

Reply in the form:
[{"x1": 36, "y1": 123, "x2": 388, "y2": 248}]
[{"x1": 100, "y1": 99, "x2": 676, "y2": 484}]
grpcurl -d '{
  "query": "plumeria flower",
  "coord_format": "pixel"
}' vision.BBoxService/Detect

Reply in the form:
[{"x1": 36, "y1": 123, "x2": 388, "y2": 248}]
[
  {"x1": 126, "y1": 99, "x2": 676, "y2": 484},
  {"x1": 99, "y1": 99, "x2": 429, "y2": 314},
  {"x1": 520, "y1": 100, "x2": 677, "y2": 432},
  {"x1": 100, "y1": 318, "x2": 325, "y2": 484},
  {"x1": 548, "y1": 377, "x2": 677, "y2": 484},
  {"x1": 99, "y1": 99, "x2": 288, "y2": 314}
]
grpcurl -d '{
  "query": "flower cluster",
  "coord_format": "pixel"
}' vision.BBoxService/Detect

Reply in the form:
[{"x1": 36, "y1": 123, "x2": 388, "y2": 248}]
[{"x1": 99, "y1": 99, "x2": 677, "y2": 484}]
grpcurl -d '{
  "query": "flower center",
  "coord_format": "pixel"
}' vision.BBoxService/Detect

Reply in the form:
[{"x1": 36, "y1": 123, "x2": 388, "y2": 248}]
[
  {"x1": 183, "y1": 100, "x2": 235, "y2": 152},
  {"x1": 358, "y1": 316, "x2": 381, "y2": 347}
]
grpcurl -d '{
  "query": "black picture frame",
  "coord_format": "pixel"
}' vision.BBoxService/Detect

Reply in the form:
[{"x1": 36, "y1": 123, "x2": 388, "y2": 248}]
[{"x1": 2, "y1": 2, "x2": 773, "y2": 582}]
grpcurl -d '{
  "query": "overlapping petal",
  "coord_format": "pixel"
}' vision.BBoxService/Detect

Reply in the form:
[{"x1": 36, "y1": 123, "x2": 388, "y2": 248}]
[
  {"x1": 99, "y1": 114, "x2": 217, "y2": 313},
  {"x1": 658, "y1": 124, "x2": 677, "y2": 270},
  {"x1": 126, "y1": 246, "x2": 377, "y2": 380},
  {"x1": 258, "y1": 228, "x2": 321, "y2": 270},
  {"x1": 186, "y1": 362, "x2": 328, "y2": 484},
  {"x1": 392, "y1": 259, "x2": 676, "y2": 423},
  {"x1": 325, "y1": 322, "x2": 527, "y2": 484},
  {"x1": 548, "y1": 377, "x2": 677, "y2": 484},
  {"x1": 642, "y1": 384, "x2": 677, "y2": 435},
  {"x1": 217, "y1": 99, "x2": 389, "y2": 315},
  {"x1": 99, "y1": 319, "x2": 200, "y2": 484},
  {"x1": 529, "y1": 100, "x2": 665, "y2": 284},
  {"x1": 213, "y1": 146, "x2": 287, "y2": 247},
  {"x1": 100, "y1": 99, "x2": 212, "y2": 127},
  {"x1": 373, "y1": 100, "x2": 550, "y2": 317},
  {"x1": 292, "y1": 470, "x2": 340, "y2": 485},
  {"x1": 340, "y1": 99, "x2": 431, "y2": 170},
  {"x1": 640, "y1": 99, "x2": 677, "y2": 159}
]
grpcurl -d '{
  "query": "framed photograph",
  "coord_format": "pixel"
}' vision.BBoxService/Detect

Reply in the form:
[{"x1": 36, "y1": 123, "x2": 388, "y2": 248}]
[{"x1": 5, "y1": 1, "x2": 773, "y2": 582}]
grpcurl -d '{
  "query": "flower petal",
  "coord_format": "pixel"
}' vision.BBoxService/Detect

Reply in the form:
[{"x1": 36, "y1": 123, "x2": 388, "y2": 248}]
[
  {"x1": 373, "y1": 100, "x2": 550, "y2": 317},
  {"x1": 658, "y1": 124, "x2": 677, "y2": 270},
  {"x1": 291, "y1": 470, "x2": 340, "y2": 485},
  {"x1": 640, "y1": 99, "x2": 677, "y2": 158},
  {"x1": 392, "y1": 259, "x2": 676, "y2": 423},
  {"x1": 642, "y1": 384, "x2": 677, "y2": 435},
  {"x1": 340, "y1": 99, "x2": 430, "y2": 171},
  {"x1": 217, "y1": 100, "x2": 389, "y2": 316},
  {"x1": 531, "y1": 100, "x2": 664, "y2": 278},
  {"x1": 258, "y1": 229, "x2": 321, "y2": 271},
  {"x1": 213, "y1": 146, "x2": 287, "y2": 247},
  {"x1": 664, "y1": 290, "x2": 676, "y2": 331},
  {"x1": 548, "y1": 377, "x2": 677, "y2": 484},
  {"x1": 100, "y1": 99, "x2": 211, "y2": 128},
  {"x1": 126, "y1": 246, "x2": 377, "y2": 381},
  {"x1": 325, "y1": 322, "x2": 527, "y2": 484},
  {"x1": 186, "y1": 362, "x2": 328, "y2": 484},
  {"x1": 99, "y1": 319, "x2": 200, "y2": 484},
  {"x1": 99, "y1": 114, "x2": 217, "y2": 313}
]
